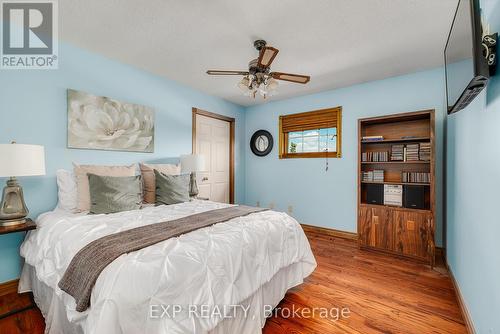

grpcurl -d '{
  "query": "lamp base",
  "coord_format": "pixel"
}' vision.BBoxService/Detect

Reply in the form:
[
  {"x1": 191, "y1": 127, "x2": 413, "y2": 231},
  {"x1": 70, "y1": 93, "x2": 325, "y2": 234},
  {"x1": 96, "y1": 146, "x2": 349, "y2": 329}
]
[
  {"x1": 189, "y1": 172, "x2": 199, "y2": 198},
  {"x1": 0, "y1": 177, "x2": 29, "y2": 224},
  {"x1": 0, "y1": 218, "x2": 26, "y2": 227}
]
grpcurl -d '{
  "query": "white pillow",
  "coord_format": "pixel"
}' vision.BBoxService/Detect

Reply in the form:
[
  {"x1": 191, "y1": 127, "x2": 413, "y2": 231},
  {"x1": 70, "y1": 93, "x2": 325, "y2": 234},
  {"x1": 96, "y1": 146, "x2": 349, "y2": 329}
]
[{"x1": 56, "y1": 169, "x2": 78, "y2": 212}]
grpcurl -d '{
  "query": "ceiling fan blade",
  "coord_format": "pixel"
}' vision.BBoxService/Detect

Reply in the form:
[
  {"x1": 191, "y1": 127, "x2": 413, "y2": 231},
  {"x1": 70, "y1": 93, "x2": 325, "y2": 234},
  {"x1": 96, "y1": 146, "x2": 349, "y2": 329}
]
[
  {"x1": 257, "y1": 46, "x2": 279, "y2": 68},
  {"x1": 206, "y1": 70, "x2": 249, "y2": 76},
  {"x1": 271, "y1": 72, "x2": 310, "y2": 84}
]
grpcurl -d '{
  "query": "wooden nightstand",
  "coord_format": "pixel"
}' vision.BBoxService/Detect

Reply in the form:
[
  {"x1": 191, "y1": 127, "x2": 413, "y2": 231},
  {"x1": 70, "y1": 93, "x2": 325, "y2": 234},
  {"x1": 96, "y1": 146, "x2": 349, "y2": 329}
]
[
  {"x1": 0, "y1": 218, "x2": 36, "y2": 321},
  {"x1": 0, "y1": 218, "x2": 36, "y2": 235}
]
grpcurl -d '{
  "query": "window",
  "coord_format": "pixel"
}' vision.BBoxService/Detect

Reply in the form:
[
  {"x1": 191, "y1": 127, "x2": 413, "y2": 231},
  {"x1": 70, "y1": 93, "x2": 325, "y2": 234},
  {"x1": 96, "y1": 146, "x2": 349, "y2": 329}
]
[{"x1": 279, "y1": 107, "x2": 342, "y2": 159}]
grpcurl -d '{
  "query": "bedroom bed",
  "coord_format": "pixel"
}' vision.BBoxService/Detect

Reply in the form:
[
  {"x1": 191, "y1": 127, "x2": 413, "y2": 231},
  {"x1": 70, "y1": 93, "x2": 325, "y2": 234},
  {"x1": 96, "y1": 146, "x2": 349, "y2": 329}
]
[{"x1": 19, "y1": 199, "x2": 316, "y2": 334}]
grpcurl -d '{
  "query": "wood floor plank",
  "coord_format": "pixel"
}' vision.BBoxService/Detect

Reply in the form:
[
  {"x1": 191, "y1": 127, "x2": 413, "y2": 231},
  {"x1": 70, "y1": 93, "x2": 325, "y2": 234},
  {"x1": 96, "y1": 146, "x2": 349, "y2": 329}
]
[{"x1": 0, "y1": 308, "x2": 45, "y2": 334}]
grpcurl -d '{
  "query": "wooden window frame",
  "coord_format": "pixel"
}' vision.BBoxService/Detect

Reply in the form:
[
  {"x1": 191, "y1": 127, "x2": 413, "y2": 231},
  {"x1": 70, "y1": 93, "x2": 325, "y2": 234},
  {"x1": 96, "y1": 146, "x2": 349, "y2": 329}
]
[{"x1": 279, "y1": 106, "x2": 342, "y2": 159}]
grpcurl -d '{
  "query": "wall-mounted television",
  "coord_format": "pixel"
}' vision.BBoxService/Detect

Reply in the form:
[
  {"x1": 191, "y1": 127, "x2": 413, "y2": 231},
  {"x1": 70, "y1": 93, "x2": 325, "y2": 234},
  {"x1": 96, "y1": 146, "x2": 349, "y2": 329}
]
[{"x1": 445, "y1": 0, "x2": 490, "y2": 114}]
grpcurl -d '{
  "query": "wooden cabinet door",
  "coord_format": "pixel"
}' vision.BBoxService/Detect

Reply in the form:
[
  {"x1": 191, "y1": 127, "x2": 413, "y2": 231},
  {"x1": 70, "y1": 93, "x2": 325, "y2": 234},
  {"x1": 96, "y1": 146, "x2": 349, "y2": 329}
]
[
  {"x1": 394, "y1": 211, "x2": 431, "y2": 259},
  {"x1": 359, "y1": 206, "x2": 394, "y2": 251},
  {"x1": 371, "y1": 207, "x2": 394, "y2": 251},
  {"x1": 358, "y1": 206, "x2": 372, "y2": 247}
]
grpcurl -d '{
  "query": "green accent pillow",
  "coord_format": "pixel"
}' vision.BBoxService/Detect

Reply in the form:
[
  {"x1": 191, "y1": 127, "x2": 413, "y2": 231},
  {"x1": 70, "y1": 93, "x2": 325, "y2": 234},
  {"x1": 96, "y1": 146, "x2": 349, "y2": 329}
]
[
  {"x1": 88, "y1": 174, "x2": 142, "y2": 214},
  {"x1": 154, "y1": 170, "x2": 190, "y2": 205}
]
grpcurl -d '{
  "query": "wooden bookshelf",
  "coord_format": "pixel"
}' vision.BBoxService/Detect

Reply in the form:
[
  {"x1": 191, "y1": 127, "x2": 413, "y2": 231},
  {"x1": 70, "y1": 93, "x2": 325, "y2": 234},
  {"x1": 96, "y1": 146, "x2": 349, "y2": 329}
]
[
  {"x1": 361, "y1": 181, "x2": 431, "y2": 186},
  {"x1": 361, "y1": 161, "x2": 430, "y2": 165},
  {"x1": 361, "y1": 137, "x2": 430, "y2": 144},
  {"x1": 357, "y1": 110, "x2": 435, "y2": 265}
]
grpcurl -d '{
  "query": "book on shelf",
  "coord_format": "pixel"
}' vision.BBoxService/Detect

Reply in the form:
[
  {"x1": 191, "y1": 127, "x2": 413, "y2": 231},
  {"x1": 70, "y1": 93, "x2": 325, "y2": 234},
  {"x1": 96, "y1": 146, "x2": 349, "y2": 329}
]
[
  {"x1": 391, "y1": 144, "x2": 405, "y2": 161},
  {"x1": 362, "y1": 170, "x2": 384, "y2": 182},
  {"x1": 406, "y1": 143, "x2": 420, "y2": 161},
  {"x1": 419, "y1": 142, "x2": 431, "y2": 161},
  {"x1": 361, "y1": 151, "x2": 389, "y2": 162},
  {"x1": 402, "y1": 171, "x2": 431, "y2": 184},
  {"x1": 390, "y1": 142, "x2": 431, "y2": 161},
  {"x1": 361, "y1": 135, "x2": 384, "y2": 142},
  {"x1": 373, "y1": 170, "x2": 384, "y2": 182},
  {"x1": 362, "y1": 171, "x2": 373, "y2": 182}
]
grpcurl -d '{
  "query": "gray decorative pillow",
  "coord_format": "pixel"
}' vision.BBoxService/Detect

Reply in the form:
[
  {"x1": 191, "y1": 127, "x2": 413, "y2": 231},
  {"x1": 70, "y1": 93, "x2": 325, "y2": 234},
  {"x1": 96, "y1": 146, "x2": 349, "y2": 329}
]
[
  {"x1": 154, "y1": 170, "x2": 190, "y2": 205},
  {"x1": 88, "y1": 174, "x2": 142, "y2": 214}
]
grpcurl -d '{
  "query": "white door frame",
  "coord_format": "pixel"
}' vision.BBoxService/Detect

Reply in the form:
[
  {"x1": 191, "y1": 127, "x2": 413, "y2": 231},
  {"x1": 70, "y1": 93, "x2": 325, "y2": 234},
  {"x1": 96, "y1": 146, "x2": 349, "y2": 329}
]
[{"x1": 192, "y1": 107, "x2": 235, "y2": 204}]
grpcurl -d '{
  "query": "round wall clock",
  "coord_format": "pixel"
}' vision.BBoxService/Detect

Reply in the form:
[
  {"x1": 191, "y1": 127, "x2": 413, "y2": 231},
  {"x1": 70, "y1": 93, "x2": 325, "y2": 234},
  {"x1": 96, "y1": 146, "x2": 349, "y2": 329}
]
[{"x1": 250, "y1": 130, "x2": 273, "y2": 156}]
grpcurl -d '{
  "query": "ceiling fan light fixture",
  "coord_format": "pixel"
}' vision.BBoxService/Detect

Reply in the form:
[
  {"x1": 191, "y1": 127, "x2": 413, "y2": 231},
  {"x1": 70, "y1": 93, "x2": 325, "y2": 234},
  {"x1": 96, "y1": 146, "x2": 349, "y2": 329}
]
[
  {"x1": 258, "y1": 86, "x2": 267, "y2": 97},
  {"x1": 266, "y1": 78, "x2": 279, "y2": 91},
  {"x1": 206, "y1": 40, "x2": 310, "y2": 100},
  {"x1": 238, "y1": 77, "x2": 250, "y2": 92}
]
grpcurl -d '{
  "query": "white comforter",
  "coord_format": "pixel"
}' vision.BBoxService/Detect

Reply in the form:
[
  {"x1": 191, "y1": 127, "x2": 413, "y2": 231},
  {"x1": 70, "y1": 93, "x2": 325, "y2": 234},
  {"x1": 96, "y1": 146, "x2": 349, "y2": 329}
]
[{"x1": 20, "y1": 200, "x2": 316, "y2": 334}]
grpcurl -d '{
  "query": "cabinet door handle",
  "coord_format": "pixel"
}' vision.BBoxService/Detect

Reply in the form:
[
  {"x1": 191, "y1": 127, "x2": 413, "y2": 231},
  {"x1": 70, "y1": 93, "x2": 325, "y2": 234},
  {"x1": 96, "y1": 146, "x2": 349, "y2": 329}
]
[
  {"x1": 406, "y1": 220, "x2": 415, "y2": 231},
  {"x1": 371, "y1": 215, "x2": 378, "y2": 247}
]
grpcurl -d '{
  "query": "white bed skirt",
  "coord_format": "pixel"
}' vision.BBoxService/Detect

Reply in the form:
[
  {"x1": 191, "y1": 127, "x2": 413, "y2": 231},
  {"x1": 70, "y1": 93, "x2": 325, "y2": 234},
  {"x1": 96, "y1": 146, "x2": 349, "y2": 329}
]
[{"x1": 20, "y1": 262, "x2": 308, "y2": 334}]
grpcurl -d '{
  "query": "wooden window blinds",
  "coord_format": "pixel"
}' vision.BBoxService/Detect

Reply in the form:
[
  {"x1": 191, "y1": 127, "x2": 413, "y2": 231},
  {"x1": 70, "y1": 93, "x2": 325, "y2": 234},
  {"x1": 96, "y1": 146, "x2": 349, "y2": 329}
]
[{"x1": 279, "y1": 106, "x2": 342, "y2": 159}]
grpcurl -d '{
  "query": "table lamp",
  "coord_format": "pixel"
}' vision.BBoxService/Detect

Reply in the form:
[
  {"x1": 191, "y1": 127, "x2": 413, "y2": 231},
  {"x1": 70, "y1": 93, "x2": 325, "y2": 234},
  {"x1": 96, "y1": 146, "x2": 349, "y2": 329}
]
[
  {"x1": 0, "y1": 142, "x2": 46, "y2": 226},
  {"x1": 180, "y1": 154, "x2": 206, "y2": 197}
]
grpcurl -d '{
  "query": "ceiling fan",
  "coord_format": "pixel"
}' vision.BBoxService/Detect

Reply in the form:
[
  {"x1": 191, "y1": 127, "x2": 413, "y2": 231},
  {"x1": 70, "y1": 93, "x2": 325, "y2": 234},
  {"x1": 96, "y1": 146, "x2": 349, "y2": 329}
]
[{"x1": 206, "y1": 40, "x2": 310, "y2": 98}]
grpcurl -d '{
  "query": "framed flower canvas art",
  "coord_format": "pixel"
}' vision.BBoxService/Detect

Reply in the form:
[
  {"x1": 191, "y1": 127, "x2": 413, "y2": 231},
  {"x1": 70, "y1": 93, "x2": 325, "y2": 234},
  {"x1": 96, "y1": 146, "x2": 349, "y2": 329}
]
[{"x1": 67, "y1": 89, "x2": 155, "y2": 153}]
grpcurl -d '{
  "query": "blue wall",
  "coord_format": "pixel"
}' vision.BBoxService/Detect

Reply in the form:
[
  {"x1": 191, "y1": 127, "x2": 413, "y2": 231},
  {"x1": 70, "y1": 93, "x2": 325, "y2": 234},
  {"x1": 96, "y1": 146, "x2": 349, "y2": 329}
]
[
  {"x1": 446, "y1": 0, "x2": 500, "y2": 332},
  {"x1": 244, "y1": 67, "x2": 446, "y2": 246},
  {"x1": 0, "y1": 43, "x2": 246, "y2": 282}
]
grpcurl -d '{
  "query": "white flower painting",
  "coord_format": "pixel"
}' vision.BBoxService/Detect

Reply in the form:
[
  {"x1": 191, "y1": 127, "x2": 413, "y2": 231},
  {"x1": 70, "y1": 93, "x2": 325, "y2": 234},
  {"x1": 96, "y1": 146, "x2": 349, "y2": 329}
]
[{"x1": 67, "y1": 89, "x2": 154, "y2": 152}]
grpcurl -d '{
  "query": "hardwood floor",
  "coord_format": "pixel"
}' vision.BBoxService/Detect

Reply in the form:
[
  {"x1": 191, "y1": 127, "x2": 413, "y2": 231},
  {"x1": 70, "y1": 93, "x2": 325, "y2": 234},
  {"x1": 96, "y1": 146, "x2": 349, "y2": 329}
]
[
  {"x1": 263, "y1": 230, "x2": 467, "y2": 334},
  {"x1": 0, "y1": 230, "x2": 466, "y2": 334},
  {"x1": 0, "y1": 290, "x2": 44, "y2": 334}
]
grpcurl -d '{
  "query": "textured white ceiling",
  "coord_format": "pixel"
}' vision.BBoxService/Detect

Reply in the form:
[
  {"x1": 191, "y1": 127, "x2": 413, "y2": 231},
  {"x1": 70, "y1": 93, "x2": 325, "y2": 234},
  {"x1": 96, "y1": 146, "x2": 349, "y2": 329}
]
[{"x1": 60, "y1": 0, "x2": 458, "y2": 106}]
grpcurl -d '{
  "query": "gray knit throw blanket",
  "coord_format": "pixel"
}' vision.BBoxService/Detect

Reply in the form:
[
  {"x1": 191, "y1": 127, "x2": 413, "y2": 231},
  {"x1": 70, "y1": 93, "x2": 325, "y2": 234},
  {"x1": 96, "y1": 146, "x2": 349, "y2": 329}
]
[{"x1": 58, "y1": 205, "x2": 268, "y2": 312}]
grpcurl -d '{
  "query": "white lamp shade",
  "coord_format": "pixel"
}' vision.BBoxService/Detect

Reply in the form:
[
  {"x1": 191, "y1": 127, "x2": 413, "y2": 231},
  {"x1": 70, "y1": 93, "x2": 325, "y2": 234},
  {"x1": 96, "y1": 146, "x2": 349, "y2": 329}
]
[
  {"x1": 180, "y1": 154, "x2": 206, "y2": 173},
  {"x1": 0, "y1": 143, "x2": 46, "y2": 177}
]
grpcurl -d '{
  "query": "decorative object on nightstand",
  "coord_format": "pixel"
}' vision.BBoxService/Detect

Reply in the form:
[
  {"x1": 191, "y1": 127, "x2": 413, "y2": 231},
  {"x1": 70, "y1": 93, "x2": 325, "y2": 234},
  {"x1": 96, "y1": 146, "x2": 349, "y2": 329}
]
[
  {"x1": 180, "y1": 154, "x2": 206, "y2": 198},
  {"x1": 0, "y1": 142, "x2": 45, "y2": 227}
]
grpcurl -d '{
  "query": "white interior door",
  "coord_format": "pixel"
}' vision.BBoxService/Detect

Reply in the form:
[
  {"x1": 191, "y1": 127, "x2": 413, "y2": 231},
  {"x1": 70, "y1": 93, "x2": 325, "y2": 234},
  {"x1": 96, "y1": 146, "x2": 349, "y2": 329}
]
[{"x1": 195, "y1": 114, "x2": 230, "y2": 203}]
